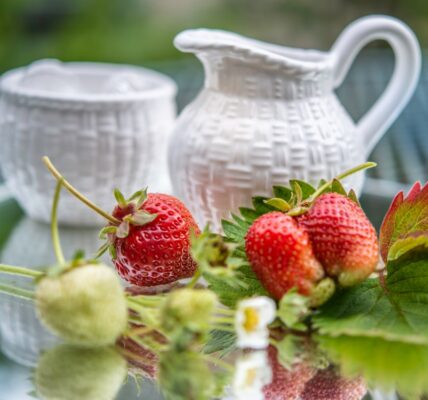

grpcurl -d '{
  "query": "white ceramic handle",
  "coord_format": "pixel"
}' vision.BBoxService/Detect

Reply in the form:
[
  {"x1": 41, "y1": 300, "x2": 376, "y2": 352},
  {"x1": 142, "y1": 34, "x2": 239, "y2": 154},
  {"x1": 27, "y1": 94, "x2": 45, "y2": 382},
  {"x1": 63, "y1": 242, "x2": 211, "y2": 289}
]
[{"x1": 331, "y1": 15, "x2": 421, "y2": 156}]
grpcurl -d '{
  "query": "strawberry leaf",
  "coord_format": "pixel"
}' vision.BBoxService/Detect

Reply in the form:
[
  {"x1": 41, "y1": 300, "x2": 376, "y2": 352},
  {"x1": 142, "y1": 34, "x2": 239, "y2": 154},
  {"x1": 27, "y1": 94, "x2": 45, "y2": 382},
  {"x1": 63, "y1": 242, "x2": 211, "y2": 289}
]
[
  {"x1": 380, "y1": 182, "x2": 428, "y2": 262},
  {"x1": 388, "y1": 235, "x2": 428, "y2": 261},
  {"x1": 272, "y1": 185, "x2": 293, "y2": 202},
  {"x1": 113, "y1": 188, "x2": 127, "y2": 208},
  {"x1": 222, "y1": 220, "x2": 246, "y2": 243},
  {"x1": 238, "y1": 207, "x2": 260, "y2": 223},
  {"x1": 204, "y1": 264, "x2": 268, "y2": 307},
  {"x1": 313, "y1": 241, "x2": 428, "y2": 345},
  {"x1": 347, "y1": 189, "x2": 360, "y2": 206},
  {"x1": 230, "y1": 213, "x2": 251, "y2": 231},
  {"x1": 130, "y1": 210, "x2": 157, "y2": 226},
  {"x1": 289, "y1": 180, "x2": 316, "y2": 200},
  {"x1": 318, "y1": 334, "x2": 428, "y2": 399},
  {"x1": 277, "y1": 288, "x2": 310, "y2": 331},
  {"x1": 252, "y1": 196, "x2": 276, "y2": 214},
  {"x1": 264, "y1": 198, "x2": 291, "y2": 211},
  {"x1": 331, "y1": 179, "x2": 347, "y2": 196}
]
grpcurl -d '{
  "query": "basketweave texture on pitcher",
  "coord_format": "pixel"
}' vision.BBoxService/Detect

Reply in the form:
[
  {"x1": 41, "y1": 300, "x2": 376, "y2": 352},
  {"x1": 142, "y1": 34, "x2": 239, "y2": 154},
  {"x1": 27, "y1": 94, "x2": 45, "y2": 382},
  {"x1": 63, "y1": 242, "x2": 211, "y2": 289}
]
[{"x1": 169, "y1": 17, "x2": 421, "y2": 231}]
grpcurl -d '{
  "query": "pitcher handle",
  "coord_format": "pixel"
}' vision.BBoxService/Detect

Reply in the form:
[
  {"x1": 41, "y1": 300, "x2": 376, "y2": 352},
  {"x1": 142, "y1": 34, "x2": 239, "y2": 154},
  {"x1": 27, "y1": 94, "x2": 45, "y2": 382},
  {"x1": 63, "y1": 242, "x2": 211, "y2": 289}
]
[{"x1": 330, "y1": 15, "x2": 421, "y2": 156}]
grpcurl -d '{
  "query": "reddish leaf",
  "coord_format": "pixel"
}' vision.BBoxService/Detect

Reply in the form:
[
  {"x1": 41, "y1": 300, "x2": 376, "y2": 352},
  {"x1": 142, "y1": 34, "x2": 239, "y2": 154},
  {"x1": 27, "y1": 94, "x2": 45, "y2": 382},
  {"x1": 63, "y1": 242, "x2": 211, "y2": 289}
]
[{"x1": 380, "y1": 182, "x2": 428, "y2": 262}]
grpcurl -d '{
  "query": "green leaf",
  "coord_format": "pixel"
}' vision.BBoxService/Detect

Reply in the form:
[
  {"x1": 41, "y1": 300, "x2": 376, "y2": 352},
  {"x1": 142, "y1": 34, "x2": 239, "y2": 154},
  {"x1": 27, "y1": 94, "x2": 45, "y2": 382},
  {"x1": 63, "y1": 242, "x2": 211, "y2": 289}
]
[
  {"x1": 238, "y1": 207, "x2": 260, "y2": 223},
  {"x1": 290, "y1": 180, "x2": 303, "y2": 203},
  {"x1": 113, "y1": 188, "x2": 127, "y2": 208},
  {"x1": 95, "y1": 242, "x2": 110, "y2": 259},
  {"x1": 380, "y1": 182, "x2": 428, "y2": 262},
  {"x1": 347, "y1": 189, "x2": 360, "y2": 206},
  {"x1": 290, "y1": 180, "x2": 316, "y2": 200},
  {"x1": 317, "y1": 178, "x2": 328, "y2": 188},
  {"x1": 317, "y1": 334, "x2": 428, "y2": 399},
  {"x1": 331, "y1": 179, "x2": 347, "y2": 196},
  {"x1": 252, "y1": 196, "x2": 275, "y2": 214},
  {"x1": 388, "y1": 235, "x2": 428, "y2": 261},
  {"x1": 314, "y1": 243, "x2": 428, "y2": 345},
  {"x1": 204, "y1": 264, "x2": 268, "y2": 307},
  {"x1": 130, "y1": 211, "x2": 157, "y2": 226},
  {"x1": 204, "y1": 330, "x2": 236, "y2": 356},
  {"x1": 222, "y1": 220, "x2": 245, "y2": 243},
  {"x1": 109, "y1": 244, "x2": 117, "y2": 260},
  {"x1": 277, "y1": 288, "x2": 310, "y2": 331},
  {"x1": 99, "y1": 226, "x2": 117, "y2": 239},
  {"x1": 128, "y1": 188, "x2": 148, "y2": 208},
  {"x1": 71, "y1": 249, "x2": 85, "y2": 263},
  {"x1": 273, "y1": 185, "x2": 293, "y2": 202},
  {"x1": 230, "y1": 213, "x2": 251, "y2": 230},
  {"x1": 264, "y1": 197, "x2": 291, "y2": 212}
]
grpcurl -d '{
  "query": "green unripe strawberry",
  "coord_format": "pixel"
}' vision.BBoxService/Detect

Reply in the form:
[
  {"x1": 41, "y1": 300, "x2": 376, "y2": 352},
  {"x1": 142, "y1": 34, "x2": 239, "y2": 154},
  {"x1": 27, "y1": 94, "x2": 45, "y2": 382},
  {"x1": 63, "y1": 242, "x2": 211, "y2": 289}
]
[
  {"x1": 35, "y1": 264, "x2": 128, "y2": 347},
  {"x1": 160, "y1": 288, "x2": 217, "y2": 337},
  {"x1": 35, "y1": 345, "x2": 127, "y2": 400}
]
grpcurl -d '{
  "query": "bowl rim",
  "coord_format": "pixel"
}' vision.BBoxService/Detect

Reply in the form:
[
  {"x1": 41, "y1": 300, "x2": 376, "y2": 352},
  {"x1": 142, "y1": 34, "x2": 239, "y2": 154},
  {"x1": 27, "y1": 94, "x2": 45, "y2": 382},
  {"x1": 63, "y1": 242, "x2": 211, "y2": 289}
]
[{"x1": 0, "y1": 61, "x2": 177, "y2": 105}]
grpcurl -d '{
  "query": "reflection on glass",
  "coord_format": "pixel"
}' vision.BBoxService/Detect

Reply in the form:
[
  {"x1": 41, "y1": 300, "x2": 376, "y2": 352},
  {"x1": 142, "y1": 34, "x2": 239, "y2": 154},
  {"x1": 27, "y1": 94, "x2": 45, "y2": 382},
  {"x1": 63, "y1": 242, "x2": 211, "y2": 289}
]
[
  {"x1": 26, "y1": 336, "x2": 411, "y2": 400},
  {"x1": 0, "y1": 218, "x2": 103, "y2": 366}
]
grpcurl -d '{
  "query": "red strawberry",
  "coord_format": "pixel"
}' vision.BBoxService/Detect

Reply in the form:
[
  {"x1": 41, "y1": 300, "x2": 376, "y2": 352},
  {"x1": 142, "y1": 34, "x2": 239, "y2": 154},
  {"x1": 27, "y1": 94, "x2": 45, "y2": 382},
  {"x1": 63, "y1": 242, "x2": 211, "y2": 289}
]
[
  {"x1": 245, "y1": 212, "x2": 324, "y2": 300},
  {"x1": 111, "y1": 193, "x2": 200, "y2": 287},
  {"x1": 298, "y1": 193, "x2": 378, "y2": 287},
  {"x1": 263, "y1": 346, "x2": 316, "y2": 400},
  {"x1": 300, "y1": 367, "x2": 367, "y2": 400},
  {"x1": 41, "y1": 157, "x2": 200, "y2": 287}
]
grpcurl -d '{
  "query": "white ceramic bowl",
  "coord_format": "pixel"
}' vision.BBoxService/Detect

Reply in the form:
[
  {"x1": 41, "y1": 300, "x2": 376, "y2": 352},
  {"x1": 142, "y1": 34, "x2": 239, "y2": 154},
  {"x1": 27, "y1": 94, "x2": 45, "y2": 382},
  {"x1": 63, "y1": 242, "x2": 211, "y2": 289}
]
[{"x1": 0, "y1": 60, "x2": 177, "y2": 226}]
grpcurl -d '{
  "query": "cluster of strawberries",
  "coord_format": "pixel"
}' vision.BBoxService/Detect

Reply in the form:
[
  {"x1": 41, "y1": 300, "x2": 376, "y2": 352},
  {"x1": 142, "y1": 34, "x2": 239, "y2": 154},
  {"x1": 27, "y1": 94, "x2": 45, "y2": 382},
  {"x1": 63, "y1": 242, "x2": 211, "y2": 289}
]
[
  {"x1": 38, "y1": 158, "x2": 380, "y2": 400},
  {"x1": 104, "y1": 188, "x2": 378, "y2": 308},
  {"x1": 246, "y1": 192, "x2": 379, "y2": 302}
]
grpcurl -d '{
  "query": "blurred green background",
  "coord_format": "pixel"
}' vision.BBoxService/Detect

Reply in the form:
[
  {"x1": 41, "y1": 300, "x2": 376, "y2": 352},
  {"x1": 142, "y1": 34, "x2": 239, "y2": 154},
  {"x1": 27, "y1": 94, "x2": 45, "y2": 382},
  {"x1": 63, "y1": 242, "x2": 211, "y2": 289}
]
[{"x1": 0, "y1": 0, "x2": 426, "y2": 72}]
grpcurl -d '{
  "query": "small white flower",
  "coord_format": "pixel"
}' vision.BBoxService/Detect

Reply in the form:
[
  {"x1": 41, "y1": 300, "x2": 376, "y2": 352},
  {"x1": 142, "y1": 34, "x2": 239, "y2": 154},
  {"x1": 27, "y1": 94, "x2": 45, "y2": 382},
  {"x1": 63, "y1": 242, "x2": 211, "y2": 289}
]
[
  {"x1": 235, "y1": 296, "x2": 276, "y2": 349},
  {"x1": 233, "y1": 350, "x2": 272, "y2": 400}
]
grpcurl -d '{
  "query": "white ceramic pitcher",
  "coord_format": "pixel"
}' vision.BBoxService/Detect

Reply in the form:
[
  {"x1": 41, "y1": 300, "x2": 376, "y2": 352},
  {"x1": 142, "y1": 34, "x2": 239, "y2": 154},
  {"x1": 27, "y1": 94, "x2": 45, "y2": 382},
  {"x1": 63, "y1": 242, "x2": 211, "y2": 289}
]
[{"x1": 169, "y1": 15, "x2": 421, "y2": 231}]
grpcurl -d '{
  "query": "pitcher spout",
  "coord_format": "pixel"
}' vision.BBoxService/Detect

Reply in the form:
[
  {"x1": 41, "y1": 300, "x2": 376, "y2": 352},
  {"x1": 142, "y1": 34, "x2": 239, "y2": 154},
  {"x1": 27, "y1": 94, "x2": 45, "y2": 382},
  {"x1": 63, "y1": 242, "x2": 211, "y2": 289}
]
[
  {"x1": 174, "y1": 29, "x2": 332, "y2": 74},
  {"x1": 175, "y1": 29, "x2": 333, "y2": 100}
]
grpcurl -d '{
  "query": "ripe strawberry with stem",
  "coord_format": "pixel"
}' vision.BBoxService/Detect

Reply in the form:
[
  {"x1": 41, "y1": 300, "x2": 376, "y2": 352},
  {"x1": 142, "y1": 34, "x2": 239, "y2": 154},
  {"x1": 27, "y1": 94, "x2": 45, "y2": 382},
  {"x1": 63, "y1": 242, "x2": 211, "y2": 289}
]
[
  {"x1": 42, "y1": 157, "x2": 200, "y2": 287},
  {"x1": 245, "y1": 212, "x2": 332, "y2": 303},
  {"x1": 297, "y1": 193, "x2": 379, "y2": 287}
]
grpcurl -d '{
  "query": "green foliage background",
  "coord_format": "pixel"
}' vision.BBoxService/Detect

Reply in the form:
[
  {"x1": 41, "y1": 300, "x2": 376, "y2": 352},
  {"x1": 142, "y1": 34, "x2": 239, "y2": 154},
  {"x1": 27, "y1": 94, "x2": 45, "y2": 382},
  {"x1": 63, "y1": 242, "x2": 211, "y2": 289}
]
[{"x1": 0, "y1": 0, "x2": 427, "y2": 72}]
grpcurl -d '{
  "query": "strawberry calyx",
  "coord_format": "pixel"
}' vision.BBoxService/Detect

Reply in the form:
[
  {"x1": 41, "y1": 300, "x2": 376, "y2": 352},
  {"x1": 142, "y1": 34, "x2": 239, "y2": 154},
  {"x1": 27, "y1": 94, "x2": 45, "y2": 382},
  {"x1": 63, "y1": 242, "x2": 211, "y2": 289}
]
[
  {"x1": 264, "y1": 161, "x2": 375, "y2": 218},
  {"x1": 97, "y1": 188, "x2": 158, "y2": 259}
]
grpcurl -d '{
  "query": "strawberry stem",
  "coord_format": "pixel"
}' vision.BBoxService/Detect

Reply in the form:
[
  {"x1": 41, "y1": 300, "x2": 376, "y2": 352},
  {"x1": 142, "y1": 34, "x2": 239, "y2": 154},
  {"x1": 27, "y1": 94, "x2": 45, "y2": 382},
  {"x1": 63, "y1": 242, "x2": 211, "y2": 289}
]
[
  {"x1": 308, "y1": 161, "x2": 377, "y2": 203},
  {"x1": 0, "y1": 264, "x2": 43, "y2": 278},
  {"x1": 0, "y1": 283, "x2": 34, "y2": 300},
  {"x1": 186, "y1": 269, "x2": 201, "y2": 288},
  {"x1": 42, "y1": 156, "x2": 120, "y2": 225},
  {"x1": 51, "y1": 180, "x2": 66, "y2": 265}
]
